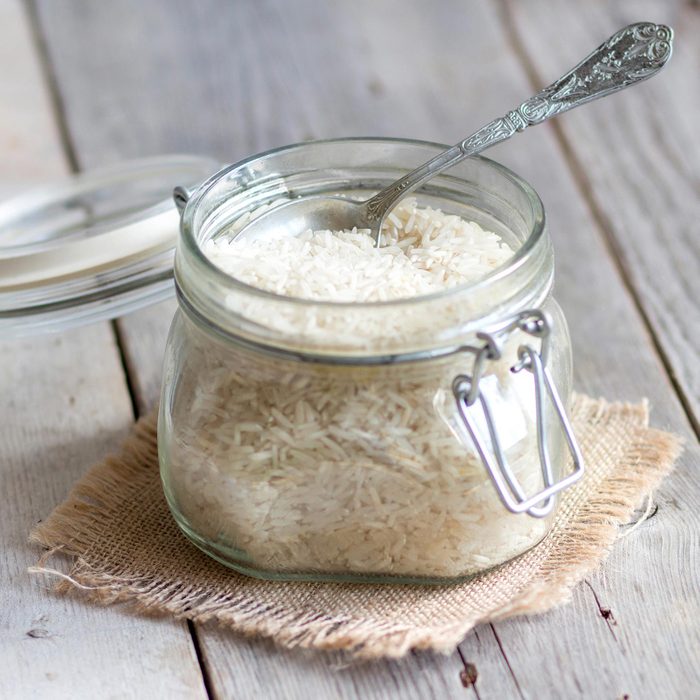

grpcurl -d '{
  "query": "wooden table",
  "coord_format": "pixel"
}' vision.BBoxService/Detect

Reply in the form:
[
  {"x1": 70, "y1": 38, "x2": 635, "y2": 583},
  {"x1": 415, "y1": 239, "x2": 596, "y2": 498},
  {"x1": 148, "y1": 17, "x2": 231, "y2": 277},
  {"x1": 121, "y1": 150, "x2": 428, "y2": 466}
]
[{"x1": 2, "y1": 1, "x2": 698, "y2": 697}]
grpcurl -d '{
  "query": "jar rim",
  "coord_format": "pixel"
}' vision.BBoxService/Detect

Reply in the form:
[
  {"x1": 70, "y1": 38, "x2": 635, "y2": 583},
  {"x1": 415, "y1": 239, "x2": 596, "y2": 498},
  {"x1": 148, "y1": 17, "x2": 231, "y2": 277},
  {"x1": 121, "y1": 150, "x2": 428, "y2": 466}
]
[{"x1": 177, "y1": 137, "x2": 547, "y2": 311}]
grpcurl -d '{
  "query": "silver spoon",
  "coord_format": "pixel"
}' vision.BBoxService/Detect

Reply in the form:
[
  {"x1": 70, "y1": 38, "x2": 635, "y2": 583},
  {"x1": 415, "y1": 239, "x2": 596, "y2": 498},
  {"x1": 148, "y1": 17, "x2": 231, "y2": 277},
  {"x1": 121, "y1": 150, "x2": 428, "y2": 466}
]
[{"x1": 199, "y1": 22, "x2": 672, "y2": 247}]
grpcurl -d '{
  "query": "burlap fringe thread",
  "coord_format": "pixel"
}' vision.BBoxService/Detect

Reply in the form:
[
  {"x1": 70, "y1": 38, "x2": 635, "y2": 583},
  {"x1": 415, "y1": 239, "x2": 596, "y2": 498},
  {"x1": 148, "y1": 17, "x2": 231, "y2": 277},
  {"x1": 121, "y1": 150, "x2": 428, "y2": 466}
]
[{"x1": 30, "y1": 395, "x2": 682, "y2": 659}]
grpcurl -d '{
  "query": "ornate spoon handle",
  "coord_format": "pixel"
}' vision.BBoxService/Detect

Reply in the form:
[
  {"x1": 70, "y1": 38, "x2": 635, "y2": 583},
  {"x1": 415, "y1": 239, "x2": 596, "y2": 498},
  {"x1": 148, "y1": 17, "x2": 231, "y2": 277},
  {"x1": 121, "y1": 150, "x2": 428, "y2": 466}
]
[{"x1": 366, "y1": 22, "x2": 673, "y2": 224}]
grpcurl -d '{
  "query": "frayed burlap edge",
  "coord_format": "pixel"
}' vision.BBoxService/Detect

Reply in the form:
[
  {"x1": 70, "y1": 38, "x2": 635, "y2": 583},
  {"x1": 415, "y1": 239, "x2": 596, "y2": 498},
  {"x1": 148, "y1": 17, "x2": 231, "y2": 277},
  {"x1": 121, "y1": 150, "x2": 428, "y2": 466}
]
[{"x1": 29, "y1": 395, "x2": 682, "y2": 659}]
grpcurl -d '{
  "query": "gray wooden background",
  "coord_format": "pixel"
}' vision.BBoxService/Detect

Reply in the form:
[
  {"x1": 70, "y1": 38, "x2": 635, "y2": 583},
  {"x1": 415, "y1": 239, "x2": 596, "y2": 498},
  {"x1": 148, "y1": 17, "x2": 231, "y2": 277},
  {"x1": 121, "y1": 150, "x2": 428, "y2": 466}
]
[{"x1": 1, "y1": 0, "x2": 698, "y2": 698}]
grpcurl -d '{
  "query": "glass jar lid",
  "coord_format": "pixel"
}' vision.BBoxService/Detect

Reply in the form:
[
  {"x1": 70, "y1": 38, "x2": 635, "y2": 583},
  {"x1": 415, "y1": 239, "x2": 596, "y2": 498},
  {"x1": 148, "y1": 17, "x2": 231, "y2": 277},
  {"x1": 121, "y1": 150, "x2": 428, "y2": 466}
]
[{"x1": 0, "y1": 155, "x2": 219, "y2": 338}]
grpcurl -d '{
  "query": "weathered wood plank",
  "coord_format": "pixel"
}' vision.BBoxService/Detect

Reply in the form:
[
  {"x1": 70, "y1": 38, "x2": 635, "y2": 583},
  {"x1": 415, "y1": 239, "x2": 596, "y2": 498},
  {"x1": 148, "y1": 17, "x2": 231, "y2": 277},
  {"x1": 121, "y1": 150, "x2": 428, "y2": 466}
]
[
  {"x1": 31, "y1": 0, "x2": 699, "y2": 697},
  {"x1": 197, "y1": 631, "x2": 475, "y2": 700},
  {"x1": 0, "y1": 1, "x2": 208, "y2": 697},
  {"x1": 507, "y1": 0, "x2": 700, "y2": 432}
]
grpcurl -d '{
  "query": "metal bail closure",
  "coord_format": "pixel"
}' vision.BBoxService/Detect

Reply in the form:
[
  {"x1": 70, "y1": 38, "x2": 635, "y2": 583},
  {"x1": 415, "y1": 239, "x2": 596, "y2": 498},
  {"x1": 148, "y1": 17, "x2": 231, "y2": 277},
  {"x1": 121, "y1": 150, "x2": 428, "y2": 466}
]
[{"x1": 452, "y1": 310, "x2": 585, "y2": 518}]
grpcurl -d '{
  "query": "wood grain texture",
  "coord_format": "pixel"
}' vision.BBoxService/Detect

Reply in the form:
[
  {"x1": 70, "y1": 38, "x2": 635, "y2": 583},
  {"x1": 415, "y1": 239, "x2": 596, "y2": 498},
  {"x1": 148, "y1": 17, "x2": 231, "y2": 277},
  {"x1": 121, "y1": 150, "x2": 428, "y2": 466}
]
[
  {"x1": 0, "y1": 330, "x2": 207, "y2": 700},
  {"x1": 30, "y1": 0, "x2": 700, "y2": 697},
  {"x1": 507, "y1": 0, "x2": 700, "y2": 432},
  {"x1": 0, "y1": 1, "x2": 208, "y2": 697},
  {"x1": 197, "y1": 631, "x2": 475, "y2": 700}
]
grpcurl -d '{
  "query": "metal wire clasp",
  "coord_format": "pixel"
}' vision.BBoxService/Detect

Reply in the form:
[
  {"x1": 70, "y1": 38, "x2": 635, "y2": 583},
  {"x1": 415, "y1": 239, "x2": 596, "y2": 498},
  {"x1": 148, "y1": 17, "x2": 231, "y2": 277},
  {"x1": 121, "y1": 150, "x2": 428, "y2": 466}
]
[{"x1": 452, "y1": 310, "x2": 584, "y2": 518}]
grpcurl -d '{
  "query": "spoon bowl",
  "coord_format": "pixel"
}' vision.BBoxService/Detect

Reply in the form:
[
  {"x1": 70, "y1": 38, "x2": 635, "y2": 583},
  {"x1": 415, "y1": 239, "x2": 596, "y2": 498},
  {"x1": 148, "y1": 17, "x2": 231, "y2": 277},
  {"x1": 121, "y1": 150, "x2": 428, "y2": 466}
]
[{"x1": 233, "y1": 195, "x2": 373, "y2": 244}]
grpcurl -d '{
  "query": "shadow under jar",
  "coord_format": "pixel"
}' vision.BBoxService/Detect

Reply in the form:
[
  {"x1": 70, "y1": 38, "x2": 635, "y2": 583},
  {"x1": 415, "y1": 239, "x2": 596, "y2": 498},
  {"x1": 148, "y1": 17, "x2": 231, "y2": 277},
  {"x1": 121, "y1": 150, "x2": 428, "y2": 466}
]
[{"x1": 159, "y1": 138, "x2": 584, "y2": 584}]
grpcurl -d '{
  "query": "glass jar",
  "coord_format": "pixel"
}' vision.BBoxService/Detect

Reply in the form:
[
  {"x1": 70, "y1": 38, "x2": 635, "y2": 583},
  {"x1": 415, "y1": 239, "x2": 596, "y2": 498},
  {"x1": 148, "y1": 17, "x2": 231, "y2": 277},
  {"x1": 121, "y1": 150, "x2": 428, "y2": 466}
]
[{"x1": 159, "y1": 138, "x2": 583, "y2": 584}]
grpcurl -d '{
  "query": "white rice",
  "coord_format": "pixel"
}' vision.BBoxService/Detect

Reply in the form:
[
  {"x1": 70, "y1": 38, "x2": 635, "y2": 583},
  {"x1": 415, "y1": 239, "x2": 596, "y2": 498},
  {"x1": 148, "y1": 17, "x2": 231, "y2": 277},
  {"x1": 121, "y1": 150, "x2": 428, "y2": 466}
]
[
  {"x1": 167, "y1": 199, "x2": 548, "y2": 579},
  {"x1": 204, "y1": 198, "x2": 512, "y2": 302}
]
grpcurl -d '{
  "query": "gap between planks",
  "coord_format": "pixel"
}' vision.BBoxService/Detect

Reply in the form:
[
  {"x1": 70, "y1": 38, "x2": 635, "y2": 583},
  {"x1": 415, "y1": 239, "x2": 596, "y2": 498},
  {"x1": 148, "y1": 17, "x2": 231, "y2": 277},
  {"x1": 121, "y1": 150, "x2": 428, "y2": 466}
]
[
  {"x1": 188, "y1": 619, "x2": 217, "y2": 700},
  {"x1": 23, "y1": 0, "x2": 81, "y2": 172}
]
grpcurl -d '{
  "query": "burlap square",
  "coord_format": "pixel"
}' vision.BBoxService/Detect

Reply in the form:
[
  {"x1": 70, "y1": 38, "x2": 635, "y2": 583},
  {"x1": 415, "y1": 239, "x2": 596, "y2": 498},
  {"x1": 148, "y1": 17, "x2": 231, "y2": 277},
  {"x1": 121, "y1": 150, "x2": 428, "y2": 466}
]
[{"x1": 30, "y1": 394, "x2": 681, "y2": 658}]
